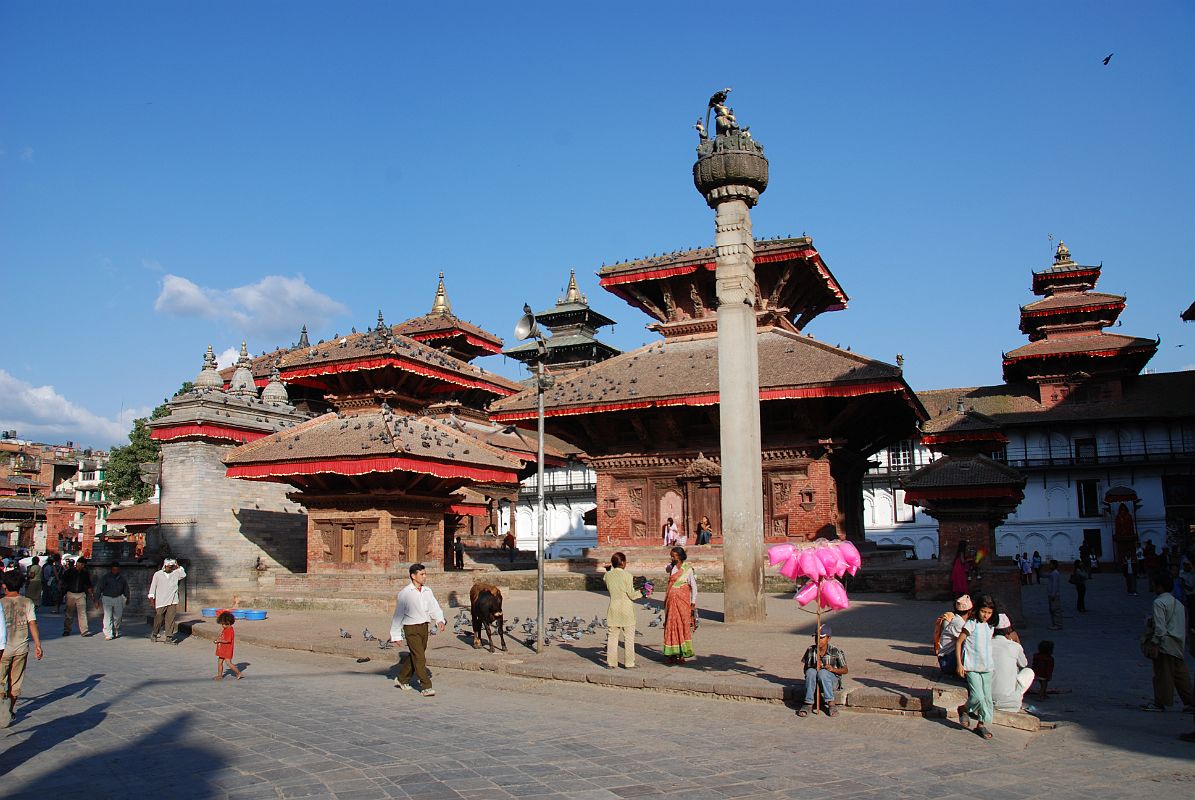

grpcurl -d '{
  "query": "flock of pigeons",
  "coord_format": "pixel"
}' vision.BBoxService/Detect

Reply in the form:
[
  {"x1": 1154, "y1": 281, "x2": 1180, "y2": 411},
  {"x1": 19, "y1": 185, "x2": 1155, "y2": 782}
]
[{"x1": 337, "y1": 606, "x2": 686, "y2": 650}]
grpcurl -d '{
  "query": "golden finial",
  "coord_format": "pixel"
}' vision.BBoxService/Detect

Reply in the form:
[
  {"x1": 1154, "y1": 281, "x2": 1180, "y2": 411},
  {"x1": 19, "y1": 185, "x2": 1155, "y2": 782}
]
[{"x1": 431, "y1": 272, "x2": 452, "y2": 315}]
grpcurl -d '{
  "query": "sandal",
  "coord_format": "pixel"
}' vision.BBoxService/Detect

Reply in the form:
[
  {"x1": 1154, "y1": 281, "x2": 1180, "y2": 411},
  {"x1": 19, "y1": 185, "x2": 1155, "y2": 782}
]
[
  {"x1": 797, "y1": 706, "x2": 809, "y2": 717},
  {"x1": 975, "y1": 725, "x2": 993, "y2": 740},
  {"x1": 957, "y1": 705, "x2": 970, "y2": 729},
  {"x1": 826, "y1": 704, "x2": 839, "y2": 717}
]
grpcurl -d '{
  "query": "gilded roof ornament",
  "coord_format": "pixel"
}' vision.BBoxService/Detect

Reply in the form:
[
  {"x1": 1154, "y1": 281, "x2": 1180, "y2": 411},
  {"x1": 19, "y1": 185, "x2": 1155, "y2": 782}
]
[
  {"x1": 561, "y1": 270, "x2": 586, "y2": 305},
  {"x1": 1055, "y1": 241, "x2": 1071, "y2": 264},
  {"x1": 430, "y1": 272, "x2": 452, "y2": 315}
]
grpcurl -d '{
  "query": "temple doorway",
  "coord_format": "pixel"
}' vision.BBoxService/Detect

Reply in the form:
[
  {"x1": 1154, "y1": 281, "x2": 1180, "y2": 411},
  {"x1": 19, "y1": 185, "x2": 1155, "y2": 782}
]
[{"x1": 659, "y1": 489, "x2": 683, "y2": 540}]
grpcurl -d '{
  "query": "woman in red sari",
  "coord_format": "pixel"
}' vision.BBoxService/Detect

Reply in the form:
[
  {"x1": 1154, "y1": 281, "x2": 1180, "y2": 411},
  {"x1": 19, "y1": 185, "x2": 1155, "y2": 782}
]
[
  {"x1": 662, "y1": 546, "x2": 697, "y2": 664},
  {"x1": 950, "y1": 541, "x2": 970, "y2": 598}
]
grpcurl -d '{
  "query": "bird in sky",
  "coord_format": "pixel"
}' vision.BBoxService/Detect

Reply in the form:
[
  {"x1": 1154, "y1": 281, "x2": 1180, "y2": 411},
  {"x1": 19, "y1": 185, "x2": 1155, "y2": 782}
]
[{"x1": 1103, "y1": 53, "x2": 1114, "y2": 65}]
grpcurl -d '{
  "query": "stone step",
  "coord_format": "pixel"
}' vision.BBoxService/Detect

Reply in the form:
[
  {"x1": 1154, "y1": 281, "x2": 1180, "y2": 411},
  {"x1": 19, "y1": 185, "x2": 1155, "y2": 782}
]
[{"x1": 931, "y1": 685, "x2": 1044, "y2": 731}]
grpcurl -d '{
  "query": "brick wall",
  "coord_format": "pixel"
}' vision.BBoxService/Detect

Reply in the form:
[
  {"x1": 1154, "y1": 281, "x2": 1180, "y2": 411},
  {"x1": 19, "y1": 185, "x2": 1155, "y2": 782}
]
[
  {"x1": 767, "y1": 456, "x2": 840, "y2": 541},
  {"x1": 594, "y1": 453, "x2": 845, "y2": 547},
  {"x1": 305, "y1": 502, "x2": 446, "y2": 574}
]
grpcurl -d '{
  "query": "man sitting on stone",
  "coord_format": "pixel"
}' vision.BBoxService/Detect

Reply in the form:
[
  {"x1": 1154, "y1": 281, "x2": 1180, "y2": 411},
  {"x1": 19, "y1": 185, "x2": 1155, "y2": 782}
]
[
  {"x1": 991, "y1": 613, "x2": 1034, "y2": 712},
  {"x1": 797, "y1": 625, "x2": 848, "y2": 717},
  {"x1": 934, "y1": 595, "x2": 972, "y2": 676}
]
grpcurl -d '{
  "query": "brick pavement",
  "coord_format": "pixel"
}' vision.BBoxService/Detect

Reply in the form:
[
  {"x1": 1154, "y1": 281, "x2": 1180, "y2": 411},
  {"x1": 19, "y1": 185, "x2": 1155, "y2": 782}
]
[{"x1": 0, "y1": 573, "x2": 1191, "y2": 800}]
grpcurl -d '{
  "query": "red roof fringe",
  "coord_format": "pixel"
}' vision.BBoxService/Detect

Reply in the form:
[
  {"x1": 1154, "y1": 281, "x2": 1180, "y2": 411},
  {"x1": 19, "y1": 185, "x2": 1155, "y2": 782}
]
[
  {"x1": 921, "y1": 431, "x2": 1009, "y2": 445},
  {"x1": 1003, "y1": 345, "x2": 1156, "y2": 363},
  {"x1": 226, "y1": 456, "x2": 517, "y2": 485},
  {"x1": 1021, "y1": 302, "x2": 1124, "y2": 318},
  {"x1": 408, "y1": 331, "x2": 503, "y2": 353},
  {"x1": 492, "y1": 381, "x2": 923, "y2": 422},
  {"x1": 448, "y1": 504, "x2": 488, "y2": 516},
  {"x1": 151, "y1": 424, "x2": 269, "y2": 444},
  {"x1": 599, "y1": 263, "x2": 709, "y2": 287},
  {"x1": 280, "y1": 356, "x2": 515, "y2": 396}
]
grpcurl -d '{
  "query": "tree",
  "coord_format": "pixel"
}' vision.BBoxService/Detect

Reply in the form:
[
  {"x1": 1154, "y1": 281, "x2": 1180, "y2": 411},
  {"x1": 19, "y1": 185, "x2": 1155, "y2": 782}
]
[{"x1": 103, "y1": 381, "x2": 194, "y2": 504}]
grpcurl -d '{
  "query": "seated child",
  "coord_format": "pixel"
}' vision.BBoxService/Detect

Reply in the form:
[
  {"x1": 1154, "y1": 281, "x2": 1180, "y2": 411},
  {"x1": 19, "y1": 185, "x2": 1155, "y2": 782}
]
[{"x1": 1031, "y1": 640, "x2": 1055, "y2": 700}]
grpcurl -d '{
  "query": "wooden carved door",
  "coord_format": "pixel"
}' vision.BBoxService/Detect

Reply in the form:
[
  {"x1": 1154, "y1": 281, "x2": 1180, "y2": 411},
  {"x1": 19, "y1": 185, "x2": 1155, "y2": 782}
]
[
  {"x1": 406, "y1": 526, "x2": 419, "y2": 563},
  {"x1": 339, "y1": 526, "x2": 357, "y2": 564}
]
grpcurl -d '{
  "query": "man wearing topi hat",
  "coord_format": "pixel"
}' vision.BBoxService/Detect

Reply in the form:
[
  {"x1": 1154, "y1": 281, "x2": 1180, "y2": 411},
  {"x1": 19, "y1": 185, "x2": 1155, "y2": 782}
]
[
  {"x1": 934, "y1": 595, "x2": 973, "y2": 676},
  {"x1": 147, "y1": 559, "x2": 187, "y2": 643},
  {"x1": 797, "y1": 624, "x2": 849, "y2": 717}
]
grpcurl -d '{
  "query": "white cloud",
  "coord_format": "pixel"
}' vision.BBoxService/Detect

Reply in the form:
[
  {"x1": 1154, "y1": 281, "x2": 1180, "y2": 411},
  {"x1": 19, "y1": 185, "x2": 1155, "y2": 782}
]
[
  {"x1": 155, "y1": 274, "x2": 217, "y2": 318},
  {"x1": 19, "y1": 147, "x2": 33, "y2": 162},
  {"x1": 154, "y1": 273, "x2": 348, "y2": 343},
  {"x1": 215, "y1": 347, "x2": 242, "y2": 371},
  {"x1": 0, "y1": 369, "x2": 152, "y2": 449}
]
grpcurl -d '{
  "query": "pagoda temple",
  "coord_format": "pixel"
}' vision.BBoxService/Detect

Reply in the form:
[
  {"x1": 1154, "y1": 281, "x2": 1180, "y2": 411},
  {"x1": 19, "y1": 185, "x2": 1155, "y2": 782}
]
[
  {"x1": 223, "y1": 311, "x2": 525, "y2": 573},
  {"x1": 491, "y1": 237, "x2": 927, "y2": 551},
  {"x1": 1004, "y1": 241, "x2": 1157, "y2": 406},
  {"x1": 394, "y1": 273, "x2": 504, "y2": 362},
  {"x1": 505, "y1": 270, "x2": 620, "y2": 371}
]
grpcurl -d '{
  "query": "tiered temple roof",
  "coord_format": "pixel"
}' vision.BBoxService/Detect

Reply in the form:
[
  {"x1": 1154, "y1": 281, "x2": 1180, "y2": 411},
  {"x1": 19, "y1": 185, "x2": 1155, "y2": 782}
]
[
  {"x1": 493, "y1": 236, "x2": 923, "y2": 459},
  {"x1": 1004, "y1": 242, "x2": 1157, "y2": 385},
  {"x1": 224, "y1": 406, "x2": 521, "y2": 489},
  {"x1": 598, "y1": 236, "x2": 849, "y2": 336},
  {"x1": 505, "y1": 270, "x2": 620, "y2": 371},
  {"x1": 276, "y1": 312, "x2": 521, "y2": 410},
  {"x1": 394, "y1": 274, "x2": 504, "y2": 362}
]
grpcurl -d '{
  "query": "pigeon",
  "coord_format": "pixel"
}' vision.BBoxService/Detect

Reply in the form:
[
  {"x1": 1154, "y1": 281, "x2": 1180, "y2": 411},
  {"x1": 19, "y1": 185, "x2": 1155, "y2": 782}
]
[
  {"x1": 648, "y1": 618, "x2": 660, "y2": 628},
  {"x1": 378, "y1": 640, "x2": 394, "y2": 650},
  {"x1": 356, "y1": 657, "x2": 371, "y2": 663},
  {"x1": 1102, "y1": 52, "x2": 1113, "y2": 65},
  {"x1": 339, "y1": 628, "x2": 352, "y2": 638},
  {"x1": 362, "y1": 628, "x2": 377, "y2": 641}
]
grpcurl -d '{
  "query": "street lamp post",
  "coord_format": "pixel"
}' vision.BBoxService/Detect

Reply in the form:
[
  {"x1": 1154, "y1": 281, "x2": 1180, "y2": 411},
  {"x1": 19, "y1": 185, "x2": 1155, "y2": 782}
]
[{"x1": 515, "y1": 305, "x2": 551, "y2": 654}]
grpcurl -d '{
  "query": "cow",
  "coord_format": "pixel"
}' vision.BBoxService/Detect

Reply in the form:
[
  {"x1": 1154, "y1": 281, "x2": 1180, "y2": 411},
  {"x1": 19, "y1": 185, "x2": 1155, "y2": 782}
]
[{"x1": 469, "y1": 583, "x2": 507, "y2": 653}]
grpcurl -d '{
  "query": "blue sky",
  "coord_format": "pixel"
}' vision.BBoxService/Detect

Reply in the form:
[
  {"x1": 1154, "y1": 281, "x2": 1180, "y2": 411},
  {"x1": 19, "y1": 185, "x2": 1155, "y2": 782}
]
[{"x1": 2, "y1": 1, "x2": 1192, "y2": 449}]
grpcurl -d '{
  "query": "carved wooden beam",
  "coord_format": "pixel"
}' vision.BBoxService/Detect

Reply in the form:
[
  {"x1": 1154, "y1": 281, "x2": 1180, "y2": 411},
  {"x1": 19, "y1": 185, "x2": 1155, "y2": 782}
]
[
  {"x1": 624, "y1": 286, "x2": 667, "y2": 323},
  {"x1": 768, "y1": 262, "x2": 795, "y2": 308},
  {"x1": 629, "y1": 416, "x2": 652, "y2": 449}
]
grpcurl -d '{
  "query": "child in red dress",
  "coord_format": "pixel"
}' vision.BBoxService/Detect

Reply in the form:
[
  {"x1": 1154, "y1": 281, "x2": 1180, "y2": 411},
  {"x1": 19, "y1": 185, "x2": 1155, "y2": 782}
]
[{"x1": 214, "y1": 611, "x2": 244, "y2": 680}]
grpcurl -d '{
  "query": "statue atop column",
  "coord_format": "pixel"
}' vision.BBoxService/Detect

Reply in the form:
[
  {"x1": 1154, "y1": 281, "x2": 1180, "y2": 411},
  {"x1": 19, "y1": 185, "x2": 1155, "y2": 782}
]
[{"x1": 693, "y1": 88, "x2": 769, "y2": 208}]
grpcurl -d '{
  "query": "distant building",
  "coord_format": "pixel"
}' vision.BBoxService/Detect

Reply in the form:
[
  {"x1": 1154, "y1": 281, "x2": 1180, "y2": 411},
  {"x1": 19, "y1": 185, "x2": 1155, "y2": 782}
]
[
  {"x1": 0, "y1": 436, "x2": 98, "y2": 552},
  {"x1": 865, "y1": 242, "x2": 1195, "y2": 562}
]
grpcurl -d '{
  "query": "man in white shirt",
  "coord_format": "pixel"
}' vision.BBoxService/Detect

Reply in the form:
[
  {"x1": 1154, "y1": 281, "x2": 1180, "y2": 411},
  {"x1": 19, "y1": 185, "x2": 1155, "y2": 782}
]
[
  {"x1": 390, "y1": 563, "x2": 445, "y2": 696},
  {"x1": 147, "y1": 559, "x2": 187, "y2": 643},
  {"x1": 990, "y1": 614, "x2": 1034, "y2": 712},
  {"x1": 1141, "y1": 571, "x2": 1192, "y2": 712}
]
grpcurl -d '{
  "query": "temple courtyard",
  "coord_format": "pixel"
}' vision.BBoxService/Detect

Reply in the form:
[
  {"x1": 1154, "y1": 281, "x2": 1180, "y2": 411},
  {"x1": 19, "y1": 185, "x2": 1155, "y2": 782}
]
[{"x1": 1, "y1": 576, "x2": 1192, "y2": 799}]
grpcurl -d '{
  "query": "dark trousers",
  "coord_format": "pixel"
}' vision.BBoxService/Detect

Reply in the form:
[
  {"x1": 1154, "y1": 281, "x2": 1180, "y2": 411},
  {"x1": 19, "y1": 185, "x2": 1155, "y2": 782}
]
[
  {"x1": 399, "y1": 623, "x2": 431, "y2": 689},
  {"x1": 152, "y1": 604, "x2": 179, "y2": 639},
  {"x1": 1076, "y1": 585, "x2": 1087, "y2": 612},
  {"x1": 1152, "y1": 653, "x2": 1194, "y2": 709},
  {"x1": 454, "y1": 552, "x2": 464, "y2": 570},
  {"x1": 1125, "y1": 573, "x2": 1138, "y2": 594}
]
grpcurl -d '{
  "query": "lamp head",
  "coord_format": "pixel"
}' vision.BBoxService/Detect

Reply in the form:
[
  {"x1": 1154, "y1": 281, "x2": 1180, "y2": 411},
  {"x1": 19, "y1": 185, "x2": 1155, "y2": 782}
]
[{"x1": 515, "y1": 308, "x2": 540, "y2": 341}]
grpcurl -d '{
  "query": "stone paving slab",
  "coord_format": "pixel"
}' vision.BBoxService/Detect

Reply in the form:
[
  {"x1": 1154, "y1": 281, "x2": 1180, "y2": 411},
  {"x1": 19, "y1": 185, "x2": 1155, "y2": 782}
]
[{"x1": 178, "y1": 584, "x2": 1084, "y2": 729}]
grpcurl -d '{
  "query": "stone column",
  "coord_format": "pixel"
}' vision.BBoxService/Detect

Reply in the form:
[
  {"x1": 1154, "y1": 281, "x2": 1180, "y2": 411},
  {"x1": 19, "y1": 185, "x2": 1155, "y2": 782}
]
[
  {"x1": 693, "y1": 112, "x2": 770, "y2": 623},
  {"x1": 713, "y1": 193, "x2": 765, "y2": 621}
]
